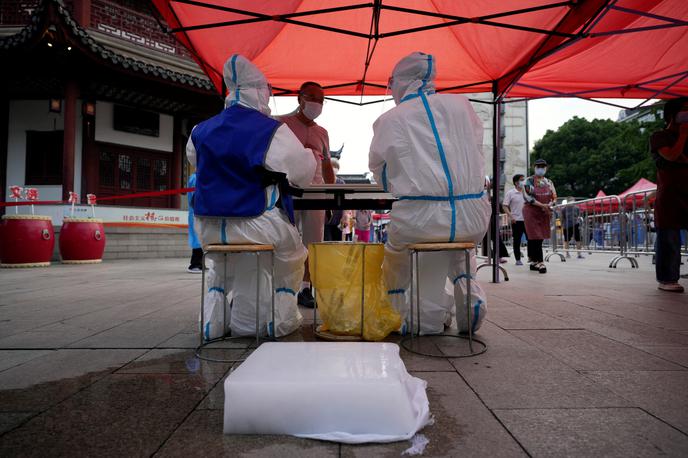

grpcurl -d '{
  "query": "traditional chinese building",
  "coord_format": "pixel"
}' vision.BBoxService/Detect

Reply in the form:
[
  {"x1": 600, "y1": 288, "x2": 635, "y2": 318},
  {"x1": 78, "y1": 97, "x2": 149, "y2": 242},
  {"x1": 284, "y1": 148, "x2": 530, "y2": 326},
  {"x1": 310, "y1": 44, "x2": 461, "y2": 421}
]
[
  {"x1": 1, "y1": 0, "x2": 224, "y2": 258},
  {"x1": 0, "y1": 0, "x2": 221, "y2": 212}
]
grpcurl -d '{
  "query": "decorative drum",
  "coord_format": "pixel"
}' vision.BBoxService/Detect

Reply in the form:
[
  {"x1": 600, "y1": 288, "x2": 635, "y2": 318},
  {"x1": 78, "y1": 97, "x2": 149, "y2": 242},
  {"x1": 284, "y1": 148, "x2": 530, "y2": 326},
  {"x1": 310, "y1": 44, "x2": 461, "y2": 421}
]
[
  {"x1": 59, "y1": 217, "x2": 106, "y2": 264},
  {"x1": 0, "y1": 215, "x2": 55, "y2": 268}
]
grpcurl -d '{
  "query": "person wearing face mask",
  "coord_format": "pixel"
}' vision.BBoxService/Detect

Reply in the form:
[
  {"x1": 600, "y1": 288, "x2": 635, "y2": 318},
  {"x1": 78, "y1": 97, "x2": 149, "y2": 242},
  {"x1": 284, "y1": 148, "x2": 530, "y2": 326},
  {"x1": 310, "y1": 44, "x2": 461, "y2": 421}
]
[
  {"x1": 187, "y1": 54, "x2": 316, "y2": 340},
  {"x1": 369, "y1": 52, "x2": 490, "y2": 335},
  {"x1": 522, "y1": 159, "x2": 557, "y2": 274},
  {"x1": 278, "y1": 82, "x2": 336, "y2": 308},
  {"x1": 503, "y1": 174, "x2": 528, "y2": 265},
  {"x1": 650, "y1": 97, "x2": 688, "y2": 293}
]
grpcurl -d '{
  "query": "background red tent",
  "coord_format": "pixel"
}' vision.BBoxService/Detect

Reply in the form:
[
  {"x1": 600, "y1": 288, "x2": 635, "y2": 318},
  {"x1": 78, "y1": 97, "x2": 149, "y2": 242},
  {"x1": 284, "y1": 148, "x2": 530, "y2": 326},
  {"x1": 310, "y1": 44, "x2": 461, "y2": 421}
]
[{"x1": 619, "y1": 177, "x2": 657, "y2": 209}]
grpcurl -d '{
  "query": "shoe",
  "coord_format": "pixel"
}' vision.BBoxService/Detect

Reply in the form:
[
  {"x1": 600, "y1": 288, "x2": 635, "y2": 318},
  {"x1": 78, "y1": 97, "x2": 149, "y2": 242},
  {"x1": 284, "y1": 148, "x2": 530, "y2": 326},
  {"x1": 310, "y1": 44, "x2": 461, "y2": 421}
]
[
  {"x1": 577, "y1": 253, "x2": 585, "y2": 259},
  {"x1": 187, "y1": 266, "x2": 202, "y2": 274},
  {"x1": 538, "y1": 263, "x2": 547, "y2": 274},
  {"x1": 515, "y1": 260, "x2": 523, "y2": 266},
  {"x1": 298, "y1": 287, "x2": 316, "y2": 308},
  {"x1": 500, "y1": 258, "x2": 508, "y2": 264},
  {"x1": 658, "y1": 282, "x2": 684, "y2": 293},
  {"x1": 529, "y1": 263, "x2": 539, "y2": 271}
]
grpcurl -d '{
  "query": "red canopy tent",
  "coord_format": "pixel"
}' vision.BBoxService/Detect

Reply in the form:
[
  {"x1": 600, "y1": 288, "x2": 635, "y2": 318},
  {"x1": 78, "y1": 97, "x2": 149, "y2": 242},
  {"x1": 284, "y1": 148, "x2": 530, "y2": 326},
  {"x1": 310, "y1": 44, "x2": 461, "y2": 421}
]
[
  {"x1": 619, "y1": 177, "x2": 657, "y2": 208},
  {"x1": 150, "y1": 0, "x2": 688, "y2": 281}
]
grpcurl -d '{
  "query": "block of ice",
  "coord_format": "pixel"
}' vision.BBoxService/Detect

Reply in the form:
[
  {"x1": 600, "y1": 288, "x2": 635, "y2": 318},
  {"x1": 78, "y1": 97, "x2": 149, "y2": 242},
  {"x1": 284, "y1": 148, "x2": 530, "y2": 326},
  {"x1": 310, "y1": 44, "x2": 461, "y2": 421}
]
[{"x1": 223, "y1": 342, "x2": 431, "y2": 443}]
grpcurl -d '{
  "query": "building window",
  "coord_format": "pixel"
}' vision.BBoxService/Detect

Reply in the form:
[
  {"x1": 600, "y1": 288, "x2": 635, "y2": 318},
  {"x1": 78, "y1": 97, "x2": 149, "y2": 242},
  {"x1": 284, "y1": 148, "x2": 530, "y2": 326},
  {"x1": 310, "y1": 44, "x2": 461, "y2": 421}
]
[
  {"x1": 97, "y1": 144, "x2": 171, "y2": 208},
  {"x1": 25, "y1": 130, "x2": 63, "y2": 185}
]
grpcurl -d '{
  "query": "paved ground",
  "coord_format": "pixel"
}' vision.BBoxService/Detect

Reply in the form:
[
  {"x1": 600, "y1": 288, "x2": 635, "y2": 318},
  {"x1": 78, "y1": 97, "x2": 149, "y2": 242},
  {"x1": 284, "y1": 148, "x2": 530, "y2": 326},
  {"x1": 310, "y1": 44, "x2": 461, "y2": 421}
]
[{"x1": 0, "y1": 252, "x2": 687, "y2": 457}]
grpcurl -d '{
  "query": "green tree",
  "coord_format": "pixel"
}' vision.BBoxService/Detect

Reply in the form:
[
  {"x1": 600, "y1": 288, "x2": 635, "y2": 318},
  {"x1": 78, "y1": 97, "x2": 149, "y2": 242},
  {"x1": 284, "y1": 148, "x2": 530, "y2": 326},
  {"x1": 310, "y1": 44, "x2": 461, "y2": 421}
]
[{"x1": 530, "y1": 116, "x2": 663, "y2": 198}]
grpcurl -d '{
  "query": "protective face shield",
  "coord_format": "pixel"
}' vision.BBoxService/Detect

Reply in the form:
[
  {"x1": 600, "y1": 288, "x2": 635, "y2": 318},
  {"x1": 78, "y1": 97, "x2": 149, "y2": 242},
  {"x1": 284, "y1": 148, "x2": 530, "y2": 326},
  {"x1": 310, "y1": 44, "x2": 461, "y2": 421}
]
[
  {"x1": 676, "y1": 111, "x2": 688, "y2": 124},
  {"x1": 301, "y1": 101, "x2": 323, "y2": 120},
  {"x1": 534, "y1": 167, "x2": 546, "y2": 177},
  {"x1": 223, "y1": 54, "x2": 272, "y2": 115},
  {"x1": 389, "y1": 52, "x2": 437, "y2": 105}
]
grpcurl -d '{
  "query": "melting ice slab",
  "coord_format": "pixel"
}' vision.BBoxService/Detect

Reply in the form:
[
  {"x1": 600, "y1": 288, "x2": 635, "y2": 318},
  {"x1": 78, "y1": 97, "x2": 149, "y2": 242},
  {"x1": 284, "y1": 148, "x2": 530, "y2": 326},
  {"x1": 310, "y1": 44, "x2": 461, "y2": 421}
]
[{"x1": 224, "y1": 342, "x2": 431, "y2": 443}]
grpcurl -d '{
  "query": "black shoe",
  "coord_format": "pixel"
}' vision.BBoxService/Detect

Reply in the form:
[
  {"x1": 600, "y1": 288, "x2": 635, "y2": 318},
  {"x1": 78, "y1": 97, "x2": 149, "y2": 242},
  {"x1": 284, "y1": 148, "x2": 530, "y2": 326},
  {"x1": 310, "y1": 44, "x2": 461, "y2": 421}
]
[
  {"x1": 529, "y1": 263, "x2": 539, "y2": 271},
  {"x1": 298, "y1": 287, "x2": 315, "y2": 308},
  {"x1": 538, "y1": 263, "x2": 547, "y2": 274}
]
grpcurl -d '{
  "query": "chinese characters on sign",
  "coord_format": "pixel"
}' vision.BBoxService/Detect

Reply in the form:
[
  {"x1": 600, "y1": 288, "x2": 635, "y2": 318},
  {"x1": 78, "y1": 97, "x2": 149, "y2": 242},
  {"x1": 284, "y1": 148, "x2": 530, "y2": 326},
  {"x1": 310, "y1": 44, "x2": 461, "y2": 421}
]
[{"x1": 122, "y1": 212, "x2": 181, "y2": 223}]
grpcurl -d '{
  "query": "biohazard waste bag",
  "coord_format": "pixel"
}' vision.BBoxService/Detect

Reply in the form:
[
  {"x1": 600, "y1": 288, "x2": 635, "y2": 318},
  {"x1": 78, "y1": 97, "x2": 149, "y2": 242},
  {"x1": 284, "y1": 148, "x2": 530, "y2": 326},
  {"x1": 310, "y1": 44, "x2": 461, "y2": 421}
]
[{"x1": 309, "y1": 243, "x2": 401, "y2": 341}]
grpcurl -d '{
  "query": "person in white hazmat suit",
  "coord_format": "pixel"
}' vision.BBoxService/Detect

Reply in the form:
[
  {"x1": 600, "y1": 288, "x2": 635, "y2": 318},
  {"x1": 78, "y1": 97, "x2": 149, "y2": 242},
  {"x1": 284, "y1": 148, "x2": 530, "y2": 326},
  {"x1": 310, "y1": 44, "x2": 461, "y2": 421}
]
[
  {"x1": 187, "y1": 54, "x2": 316, "y2": 340},
  {"x1": 369, "y1": 52, "x2": 491, "y2": 335}
]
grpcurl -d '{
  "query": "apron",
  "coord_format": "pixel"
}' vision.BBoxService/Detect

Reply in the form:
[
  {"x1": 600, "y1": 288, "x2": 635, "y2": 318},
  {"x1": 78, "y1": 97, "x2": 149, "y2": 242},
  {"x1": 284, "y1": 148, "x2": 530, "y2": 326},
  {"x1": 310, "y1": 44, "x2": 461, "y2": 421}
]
[{"x1": 523, "y1": 178, "x2": 553, "y2": 240}]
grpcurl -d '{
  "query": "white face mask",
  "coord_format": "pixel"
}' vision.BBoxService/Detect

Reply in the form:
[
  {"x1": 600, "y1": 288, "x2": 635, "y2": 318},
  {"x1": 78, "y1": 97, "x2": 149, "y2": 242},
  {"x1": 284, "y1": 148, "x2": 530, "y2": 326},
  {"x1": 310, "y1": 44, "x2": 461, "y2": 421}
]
[
  {"x1": 301, "y1": 101, "x2": 323, "y2": 120},
  {"x1": 518, "y1": 180, "x2": 525, "y2": 187},
  {"x1": 535, "y1": 167, "x2": 546, "y2": 177}
]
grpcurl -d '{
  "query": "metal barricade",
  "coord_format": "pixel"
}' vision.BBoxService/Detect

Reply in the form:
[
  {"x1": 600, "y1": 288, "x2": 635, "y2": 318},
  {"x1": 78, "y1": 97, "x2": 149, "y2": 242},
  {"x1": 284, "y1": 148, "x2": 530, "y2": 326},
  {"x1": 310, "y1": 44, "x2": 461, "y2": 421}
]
[
  {"x1": 618, "y1": 189, "x2": 688, "y2": 261},
  {"x1": 545, "y1": 195, "x2": 638, "y2": 268}
]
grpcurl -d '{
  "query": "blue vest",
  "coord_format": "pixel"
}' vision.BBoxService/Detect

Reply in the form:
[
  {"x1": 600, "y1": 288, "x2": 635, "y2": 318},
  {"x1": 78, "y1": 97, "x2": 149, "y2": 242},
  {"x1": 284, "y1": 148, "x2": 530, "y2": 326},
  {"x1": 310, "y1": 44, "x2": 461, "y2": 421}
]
[{"x1": 192, "y1": 105, "x2": 281, "y2": 218}]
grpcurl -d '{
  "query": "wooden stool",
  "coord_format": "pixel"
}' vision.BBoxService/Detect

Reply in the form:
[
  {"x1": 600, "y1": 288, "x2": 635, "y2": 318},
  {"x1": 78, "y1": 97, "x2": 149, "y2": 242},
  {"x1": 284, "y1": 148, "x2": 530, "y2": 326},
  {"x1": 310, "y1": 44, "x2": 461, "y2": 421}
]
[
  {"x1": 198, "y1": 244, "x2": 275, "y2": 362},
  {"x1": 402, "y1": 242, "x2": 487, "y2": 358}
]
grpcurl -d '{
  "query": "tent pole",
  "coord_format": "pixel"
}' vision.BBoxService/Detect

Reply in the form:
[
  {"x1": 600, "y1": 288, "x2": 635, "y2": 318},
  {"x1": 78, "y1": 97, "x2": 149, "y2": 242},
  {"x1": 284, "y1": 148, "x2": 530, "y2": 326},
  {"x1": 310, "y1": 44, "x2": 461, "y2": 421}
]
[{"x1": 492, "y1": 85, "x2": 502, "y2": 284}]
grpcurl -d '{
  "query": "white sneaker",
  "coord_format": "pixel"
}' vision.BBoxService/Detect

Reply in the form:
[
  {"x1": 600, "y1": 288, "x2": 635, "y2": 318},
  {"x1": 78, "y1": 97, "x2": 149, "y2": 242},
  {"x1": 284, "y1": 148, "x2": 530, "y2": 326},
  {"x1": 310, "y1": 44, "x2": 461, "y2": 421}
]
[
  {"x1": 187, "y1": 266, "x2": 202, "y2": 274},
  {"x1": 658, "y1": 282, "x2": 684, "y2": 293}
]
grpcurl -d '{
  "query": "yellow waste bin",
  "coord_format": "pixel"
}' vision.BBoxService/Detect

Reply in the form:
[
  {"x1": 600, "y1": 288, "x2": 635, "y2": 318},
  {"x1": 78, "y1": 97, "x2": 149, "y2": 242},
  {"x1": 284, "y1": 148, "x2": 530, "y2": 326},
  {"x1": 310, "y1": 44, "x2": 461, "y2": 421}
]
[{"x1": 309, "y1": 242, "x2": 401, "y2": 341}]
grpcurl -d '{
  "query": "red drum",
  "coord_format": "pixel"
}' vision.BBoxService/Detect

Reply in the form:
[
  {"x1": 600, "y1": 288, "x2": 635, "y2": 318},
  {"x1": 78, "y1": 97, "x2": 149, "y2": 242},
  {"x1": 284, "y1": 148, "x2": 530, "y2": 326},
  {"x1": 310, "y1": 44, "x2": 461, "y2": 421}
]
[
  {"x1": 59, "y1": 217, "x2": 106, "y2": 264},
  {"x1": 0, "y1": 215, "x2": 54, "y2": 268}
]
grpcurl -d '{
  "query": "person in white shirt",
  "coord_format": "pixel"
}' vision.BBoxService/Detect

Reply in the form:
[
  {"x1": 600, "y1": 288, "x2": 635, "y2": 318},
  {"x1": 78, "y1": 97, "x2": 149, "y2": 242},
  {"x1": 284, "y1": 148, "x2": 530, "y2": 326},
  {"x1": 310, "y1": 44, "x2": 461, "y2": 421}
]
[{"x1": 502, "y1": 174, "x2": 528, "y2": 265}]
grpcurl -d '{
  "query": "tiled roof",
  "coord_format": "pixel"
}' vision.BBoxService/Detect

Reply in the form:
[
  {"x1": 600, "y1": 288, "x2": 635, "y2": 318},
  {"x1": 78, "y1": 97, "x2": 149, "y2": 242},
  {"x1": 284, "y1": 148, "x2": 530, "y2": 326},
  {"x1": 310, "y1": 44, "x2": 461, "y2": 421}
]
[{"x1": 0, "y1": 0, "x2": 214, "y2": 92}]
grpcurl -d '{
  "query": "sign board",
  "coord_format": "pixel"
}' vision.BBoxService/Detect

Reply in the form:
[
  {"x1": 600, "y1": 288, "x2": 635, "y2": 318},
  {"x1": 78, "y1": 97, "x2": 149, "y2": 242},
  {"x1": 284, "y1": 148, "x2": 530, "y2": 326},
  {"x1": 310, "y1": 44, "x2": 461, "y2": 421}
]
[{"x1": 12, "y1": 205, "x2": 188, "y2": 227}]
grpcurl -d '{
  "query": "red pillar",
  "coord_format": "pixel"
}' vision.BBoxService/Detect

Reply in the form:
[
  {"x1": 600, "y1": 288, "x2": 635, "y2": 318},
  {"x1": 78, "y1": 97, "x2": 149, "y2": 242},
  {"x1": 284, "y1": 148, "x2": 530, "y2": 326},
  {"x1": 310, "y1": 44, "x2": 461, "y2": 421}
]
[
  {"x1": 62, "y1": 81, "x2": 78, "y2": 201},
  {"x1": 0, "y1": 98, "x2": 8, "y2": 216},
  {"x1": 171, "y1": 115, "x2": 183, "y2": 208},
  {"x1": 81, "y1": 106, "x2": 97, "y2": 199},
  {"x1": 73, "y1": 0, "x2": 91, "y2": 28}
]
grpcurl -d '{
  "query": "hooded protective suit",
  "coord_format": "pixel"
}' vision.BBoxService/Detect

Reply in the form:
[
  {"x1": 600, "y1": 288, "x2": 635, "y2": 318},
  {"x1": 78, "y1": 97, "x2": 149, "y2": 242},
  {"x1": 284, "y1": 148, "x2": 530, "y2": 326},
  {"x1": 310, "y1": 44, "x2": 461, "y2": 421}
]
[
  {"x1": 187, "y1": 55, "x2": 316, "y2": 340},
  {"x1": 369, "y1": 52, "x2": 490, "y2": 334}
]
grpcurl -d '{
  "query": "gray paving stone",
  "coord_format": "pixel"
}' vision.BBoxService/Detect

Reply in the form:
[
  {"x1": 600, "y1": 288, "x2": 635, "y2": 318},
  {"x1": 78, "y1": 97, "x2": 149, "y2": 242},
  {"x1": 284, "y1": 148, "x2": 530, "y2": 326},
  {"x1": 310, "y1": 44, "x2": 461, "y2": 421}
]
[
  {"x1": 448, "y1": 326, "x2": 630, "y2": 409},
  {"x1": 342, "y1": 372, "x2": 526, "y2": 457},
  {"x1": 116, "y1": 348, "x2": 246, "y2": 375},
  {"x1": 0, "y1": 349, "x2": 143, "y2": 411},
  {"x1": 0, "y1": 412, "x2": 35, "y2": 435},
  {"x1": 485, "y1": 305, "x2": 581, "y2": 330},
  {"x1": 494, "y1": 407, "x2": 688, "y2": 457},
  {"x1": 67, "y1": 319, "x2": 190, "y2": 348},
  {"x1": 156, "y1": 410, "x2": 339, "y2": 458},
  {"x1": 510, "y1": 329, "x2": 684, "y2": 371},
  {"x1": 0, "y1": 373, "x2": 214, "y2": 457},
  {"x1": 0, "y1": 350, "x2": 51, "y2": 372},
  {"x1": 584, "y1": 370, "x2": 688, "y2": 434},
  {"x1": 0, "y1": 255, "x2": 686, "y2": 455},
  {"x1": 633, "y1": 345, "x2": 688, "y2": 368}
]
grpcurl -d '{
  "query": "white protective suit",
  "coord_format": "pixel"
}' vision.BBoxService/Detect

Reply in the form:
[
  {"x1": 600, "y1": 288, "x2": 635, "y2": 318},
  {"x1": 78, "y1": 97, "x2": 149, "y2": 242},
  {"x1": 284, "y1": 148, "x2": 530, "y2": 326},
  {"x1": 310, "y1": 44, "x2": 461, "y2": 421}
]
[
  {"x1": 187, "y1": 55, "x2": 316, "y2": 339},
  {"x1": 369, "y1": 52, "x2": 490, "y2": 334}
]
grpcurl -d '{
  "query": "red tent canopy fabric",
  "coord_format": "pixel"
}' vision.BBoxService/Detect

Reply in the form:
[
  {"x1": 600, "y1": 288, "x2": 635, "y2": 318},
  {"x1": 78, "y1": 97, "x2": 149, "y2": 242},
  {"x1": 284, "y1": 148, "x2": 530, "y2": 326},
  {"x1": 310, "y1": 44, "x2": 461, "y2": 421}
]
[
  {"x1": 619, "y1": 177, "x2": 657, "y2": 196},
  {"x1": 595, "y1": 190, "x2": 607, "y2": 198},
  {"x1": 152, "y1": 0, "x2": 688, "y2": 99},
  {"x1": 619, "y1": 177, "x2": 657, "y2": 208}
]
